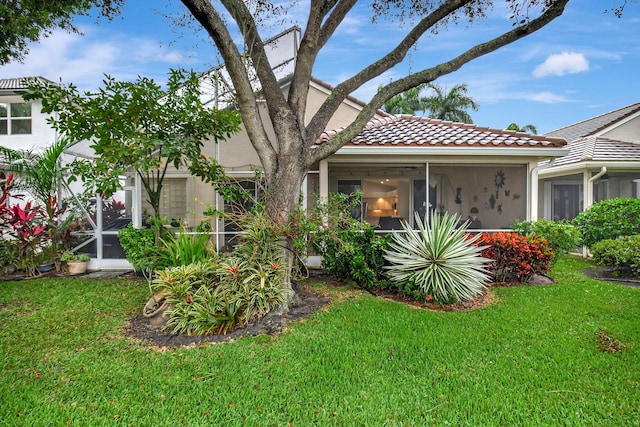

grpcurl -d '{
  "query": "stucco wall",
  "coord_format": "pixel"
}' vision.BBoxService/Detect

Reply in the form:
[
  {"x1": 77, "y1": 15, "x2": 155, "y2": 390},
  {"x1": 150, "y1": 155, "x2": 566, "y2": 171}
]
[{"x1": 0, "y1": 97, "x2": 55, "y2": 151}]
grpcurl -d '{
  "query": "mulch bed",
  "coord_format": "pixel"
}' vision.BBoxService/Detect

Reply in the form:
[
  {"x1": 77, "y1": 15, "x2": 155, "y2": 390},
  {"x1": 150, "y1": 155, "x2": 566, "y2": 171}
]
[
  {"x1": 122, "y1": 283, "x2": 332, "y2": 348},
  {"x1": 582, "y1": 266, "x2": 640, "y2": 289}
]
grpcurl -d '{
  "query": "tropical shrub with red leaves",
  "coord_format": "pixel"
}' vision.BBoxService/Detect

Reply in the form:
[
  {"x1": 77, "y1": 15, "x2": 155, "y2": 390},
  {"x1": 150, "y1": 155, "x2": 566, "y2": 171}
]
[
  {"x1": 477, "y1": 232, "x2": 554, "y2": 283},
  {"x1": 6, "y1": 201, "x2": 47, "y2": 275}
]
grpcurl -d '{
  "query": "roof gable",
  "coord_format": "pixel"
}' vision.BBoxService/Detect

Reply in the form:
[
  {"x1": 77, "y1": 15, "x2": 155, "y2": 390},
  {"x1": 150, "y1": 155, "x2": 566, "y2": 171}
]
[
  {"x1": 552, "y1": 135, "x2": 640, "y2": 166},
  {"x1": 319, "y1": 114, "x2": 566, "y2": 148},
  {"x1": 545, "y1": 103, "x2": 640, "y2": 142}
]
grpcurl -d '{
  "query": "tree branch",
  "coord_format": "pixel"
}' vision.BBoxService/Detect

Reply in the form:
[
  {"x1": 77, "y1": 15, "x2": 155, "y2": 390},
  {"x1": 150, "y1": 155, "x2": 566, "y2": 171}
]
[
  {"x1": 308, "y1": 0, "x2": 570, "y2": 163},
  {"x1": 180, "y1": 0, "x2": 277, "y2": 173},
  {"x1": 305, "y1": 0, "x2": 474, "y2": 146}
]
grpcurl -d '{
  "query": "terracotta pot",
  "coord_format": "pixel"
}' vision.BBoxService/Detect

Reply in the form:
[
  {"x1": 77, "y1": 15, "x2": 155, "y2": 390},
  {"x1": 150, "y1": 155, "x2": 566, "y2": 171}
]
[
  {"x1": 67, "y1": 261, "x2": 89, "y2": 275},
  {"x1": 143, "y1": 290, "x2": 171, "y2": 327}
]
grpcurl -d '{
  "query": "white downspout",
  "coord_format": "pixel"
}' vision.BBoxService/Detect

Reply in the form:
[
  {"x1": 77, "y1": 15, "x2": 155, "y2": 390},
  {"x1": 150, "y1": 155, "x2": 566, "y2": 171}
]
[
  {"x1": 530, "y1": 159, "x2": 556, "y2": 221},
  {"x1": 586, "y1": 166, "x2": 607, "y2": 209},
  {"x1": 582, "y1": 166, "x2": 607, "y2": 258}
]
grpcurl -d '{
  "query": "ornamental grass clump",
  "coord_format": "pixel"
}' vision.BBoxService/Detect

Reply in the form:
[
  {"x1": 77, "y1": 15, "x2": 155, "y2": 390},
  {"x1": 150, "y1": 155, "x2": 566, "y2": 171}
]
[{"x1": 384, "y1": 212, "x2": 491, "y2": 303}]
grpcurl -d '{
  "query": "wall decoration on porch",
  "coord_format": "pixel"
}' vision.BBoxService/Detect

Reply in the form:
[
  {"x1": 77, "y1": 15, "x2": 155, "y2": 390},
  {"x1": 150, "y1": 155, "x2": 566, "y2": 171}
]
[
  {"x1": 489, "y1": 193, "x2": 496, "y2": 209},
  {"x1": 512, "y1": 192, "x2": 520, "y2": 200},
  {"x1": 454, "y1": 187, "x2": 462, "y2": 204},
  {"x1": 494, "y1": 170, "x2": 506, "y2": 188},
  {"x1": 494, "y1": 170, "x2": 506, "y2": 199},
  {"x1": 505, "y1": 189, "x2": 510, "y2": 197},
  {"x1": 497, "y1": 203, "x2": 503, "y2": 214}
]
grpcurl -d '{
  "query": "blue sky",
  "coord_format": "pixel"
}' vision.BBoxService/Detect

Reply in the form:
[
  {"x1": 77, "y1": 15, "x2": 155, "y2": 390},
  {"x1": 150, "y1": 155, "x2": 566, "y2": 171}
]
[{"x1": 1, "y1": 0, "x2": 639, "y2": 134}]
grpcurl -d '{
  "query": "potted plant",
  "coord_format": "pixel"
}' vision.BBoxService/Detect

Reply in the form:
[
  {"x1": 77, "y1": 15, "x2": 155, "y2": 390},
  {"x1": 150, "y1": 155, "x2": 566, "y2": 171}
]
[{"x1": 61, "y1": 251, "x2": 90, "y2": 275}]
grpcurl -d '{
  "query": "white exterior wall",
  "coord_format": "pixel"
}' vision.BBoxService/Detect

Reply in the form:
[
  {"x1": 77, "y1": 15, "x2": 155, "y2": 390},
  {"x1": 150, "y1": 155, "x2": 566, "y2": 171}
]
[{"x1": 0, "y1": 96, "x2": 55, "y2": 151}]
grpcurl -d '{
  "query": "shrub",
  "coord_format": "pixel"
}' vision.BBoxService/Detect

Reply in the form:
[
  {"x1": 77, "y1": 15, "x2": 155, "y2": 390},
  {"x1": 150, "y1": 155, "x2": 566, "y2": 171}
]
[
  {"x1": 158, "y1": 227, "x2": 216, "y2": 267},
  {"x1": 384, "y1": 212, "x2": 491, "y2": 303},
  {"x1": 573, "y1": 198, "x2": 640, "y2": 247},
  {"x1": 512, "y1": 218, "x2": 581, "y2": 258},
  {"x1": 118, "y1": 223, "x2": 171, "y2": 273},
  {"x1": 315, "y1": 225, "x2": 392, "y2": 289},
  {"x1": 478, "y1": 232, "x2": 554, "y2": 283},
  {"x1": 591, "y1": 235, "x2": 640, "y2": 279},
  {"x1": 152, "y1": 209, "x2": 287, "y2": 336}
]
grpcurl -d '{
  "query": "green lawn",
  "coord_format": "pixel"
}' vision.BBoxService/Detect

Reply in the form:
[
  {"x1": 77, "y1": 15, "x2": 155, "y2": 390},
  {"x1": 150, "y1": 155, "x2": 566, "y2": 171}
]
[{"x1": 1, "y1": 256, "x2": 638, "y2": 426}]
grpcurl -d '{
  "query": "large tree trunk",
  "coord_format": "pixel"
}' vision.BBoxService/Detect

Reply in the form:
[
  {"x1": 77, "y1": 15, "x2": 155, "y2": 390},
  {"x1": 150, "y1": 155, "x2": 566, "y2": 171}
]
[{"x1": 264, "y1": 154, "x2": 307, "y2": 312}]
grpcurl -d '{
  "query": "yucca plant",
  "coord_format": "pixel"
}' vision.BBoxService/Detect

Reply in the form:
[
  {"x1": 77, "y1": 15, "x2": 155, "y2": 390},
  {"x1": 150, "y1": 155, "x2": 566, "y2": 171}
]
[{"x1": 384, "y1": 212, "x2": 492, "y2": 303}]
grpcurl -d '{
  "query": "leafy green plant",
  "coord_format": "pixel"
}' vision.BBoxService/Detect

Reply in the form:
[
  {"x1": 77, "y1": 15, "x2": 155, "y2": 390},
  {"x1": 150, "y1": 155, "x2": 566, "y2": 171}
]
[
  {"x1": 158, "y1": 227, "x2": 215, "y2": 267},
  {"x1": 478, "y1": 232, "x2": 554, "y2": 282},
  {"x1": 591, "y1": 235, "x2": 640, "y2": 278},
  {"x1": 117, "y1": 223, "x2": 167, "y2": 273},
  {"x1": 0, "y1": 239, "x2": 19, "y2": 273},
  {"x1": 573, "y1": 198, "x2": 640, "y2": 247},
  {"x1": 316, "y1": 226, "x2": 392, "y2": 288},
  {"x1": 60, "y1": 251, "x2": 90, "y2": 263},
  {"x1": 512, "y1": 218, "x2": 581, "y2": 258},
  {"x1": 303, "y1": 191, "x2": 392, "y2": 288},
  {"x1": 384, "y1": 212, "x2": 491, "y2": 303},
  {"x1": 153, "y1": 210, "x2": 287, "y2": 336}
]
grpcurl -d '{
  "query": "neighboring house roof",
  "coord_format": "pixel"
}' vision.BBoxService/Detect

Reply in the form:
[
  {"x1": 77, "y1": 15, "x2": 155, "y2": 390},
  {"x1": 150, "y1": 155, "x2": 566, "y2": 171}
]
[
  {"x1": 551, "y1": 136, "x2": 640, "y2": 167},
  {"x1": 545, "y1": 103, "x2": 640, "y2": 142},
  {"x1": 0, "y1": 77, "x2": 56, "y2": 95},
  {"x1": 319, "y1": 114, "x2": 566, "y2": 148}
]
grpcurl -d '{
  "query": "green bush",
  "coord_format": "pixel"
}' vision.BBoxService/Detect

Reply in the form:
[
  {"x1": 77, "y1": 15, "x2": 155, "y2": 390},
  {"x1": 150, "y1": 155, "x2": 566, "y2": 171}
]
[
  {"x1": 512, "y1": 218, "x2": 581, "y2": 258},
  {"x1": 573, "y1": 198, "x2": 640, "y2": 247},
  {"x1": 152, "y1": 209, "x2": 287, "y2": 336},
  {"x1": 591, "y1": 235, "x2": 640, "y2": 279},
  {"x1": 384, "y1": 212, "x2": 491, "y2": 303},
  {"x1": 315, "y1": 225, "x2": 392, "y2": 289},
  {"x1": 117, "y1": 223, "x2": 168, "y2": 273},
  {"x1": 158, "y1": 227, "x2": 216, "y2": 267}
]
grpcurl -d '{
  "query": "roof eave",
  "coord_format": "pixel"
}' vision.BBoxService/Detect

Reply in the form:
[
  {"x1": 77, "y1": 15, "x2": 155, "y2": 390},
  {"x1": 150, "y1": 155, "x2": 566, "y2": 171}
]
[
  {"x1": 334, "y1": 146, "x2": 569, "y2": 157},
  {"x1": 538, "y1": 160, "x2": 640, "y2": 177}
]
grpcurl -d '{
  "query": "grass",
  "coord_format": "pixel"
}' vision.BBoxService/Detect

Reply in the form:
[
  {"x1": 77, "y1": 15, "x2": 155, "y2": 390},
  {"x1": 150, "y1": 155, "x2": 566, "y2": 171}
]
[{"x1": 1, "y1": 256, "x2": 639, "y2": 426}]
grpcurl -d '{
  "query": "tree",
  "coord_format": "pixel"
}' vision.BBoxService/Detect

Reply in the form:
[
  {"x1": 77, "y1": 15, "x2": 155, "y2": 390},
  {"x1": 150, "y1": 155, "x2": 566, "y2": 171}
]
[
  {"x1": 177, "y1": 0, "x2": 575, "y2": 308},
  {"x1": 506, "y1": 123, "x2": 538, "y2": 134},
  {"x1": 10, "y1": 0, "x2": 613, "y2": 308},
  {"x1": 0, "y1": 0, "x2": 123, "y2": 65},
  {"x1": 383, "y1": 84, "x2": 428, "y2": 114},
  {"x1": 422, "y1": 82, "x2": 478, "y2": 123},
  {"x1": 23, "y1": 69, "x2": 241, "y2": 228}
]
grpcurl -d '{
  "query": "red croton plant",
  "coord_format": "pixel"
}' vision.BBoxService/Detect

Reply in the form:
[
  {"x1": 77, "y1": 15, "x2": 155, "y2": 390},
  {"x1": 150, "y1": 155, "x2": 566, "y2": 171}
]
[{"x1": 476, "y1": 231, "x2": 554, "y2": 283}]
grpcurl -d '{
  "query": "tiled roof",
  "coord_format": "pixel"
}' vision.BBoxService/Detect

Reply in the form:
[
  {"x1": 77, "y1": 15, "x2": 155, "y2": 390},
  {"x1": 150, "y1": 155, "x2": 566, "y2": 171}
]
[
  {"x1": 0, "y1": 76, "x2": 55, "y2": 90},
  {"x1": 318, "y1": 114, "x2": 566, "y2": 148},
  {"x1": 545, "y1": 103, "x2": 640, "y2": 142},
  {"x1": 552, "y1": 136, "x2": 640, "y2": 166}
]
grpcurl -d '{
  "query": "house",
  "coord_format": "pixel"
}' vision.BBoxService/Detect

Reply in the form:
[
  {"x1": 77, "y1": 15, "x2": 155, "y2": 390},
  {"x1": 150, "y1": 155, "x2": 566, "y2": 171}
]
[
  {"x1": 537, "y1": 103, "x2": 640, "y2": 221},
  {"x1": 0, "y1": 77, "x2": 57, "y2": 152},
  {"x1": 1, "y1": 28, "x2": 571, "y2": 270},
  {"x1": 316, "y1": 114, "x2": 567, "y2": 232}
]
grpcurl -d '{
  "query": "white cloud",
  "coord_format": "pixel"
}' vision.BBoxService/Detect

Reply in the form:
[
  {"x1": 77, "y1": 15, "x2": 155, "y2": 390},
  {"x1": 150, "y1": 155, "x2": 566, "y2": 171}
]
[
  {"x1": 533, "y1": 52, "x2": 590, "y2": 78},
  {"x1": 0, "y1": 27, "x2": 195, "y2": 91},
  {"x1": 530, "y1": 91, "x2": 570, "y2": 104}
]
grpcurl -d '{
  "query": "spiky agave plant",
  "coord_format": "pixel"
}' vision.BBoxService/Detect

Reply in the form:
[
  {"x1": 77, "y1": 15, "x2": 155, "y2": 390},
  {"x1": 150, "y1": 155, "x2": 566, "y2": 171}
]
[{"x1": 384, "y1": 212, "x2": 492, "y2": 303}]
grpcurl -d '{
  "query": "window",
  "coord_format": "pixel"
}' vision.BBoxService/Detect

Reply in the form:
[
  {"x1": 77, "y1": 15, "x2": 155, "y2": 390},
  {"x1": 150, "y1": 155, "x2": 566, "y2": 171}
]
[
  {"x1": 552, "y1": 183, "x2": 582, "y2": 220},
  {"x1": 0, "y1": 102, "x2": 32, "y2": 135}
]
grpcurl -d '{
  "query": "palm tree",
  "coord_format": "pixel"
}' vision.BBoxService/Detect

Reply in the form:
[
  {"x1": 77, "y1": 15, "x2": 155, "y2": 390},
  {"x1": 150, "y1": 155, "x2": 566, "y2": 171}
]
[
  {"x1": 422, "y1": 83, "x2": 478, "y2": 123},
  {"x1": 382, "y1": 84, "x2": 428, "y2": 114},
  {"x1": 506, "y1": 123, "x2": 538, "y2": 134}
]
